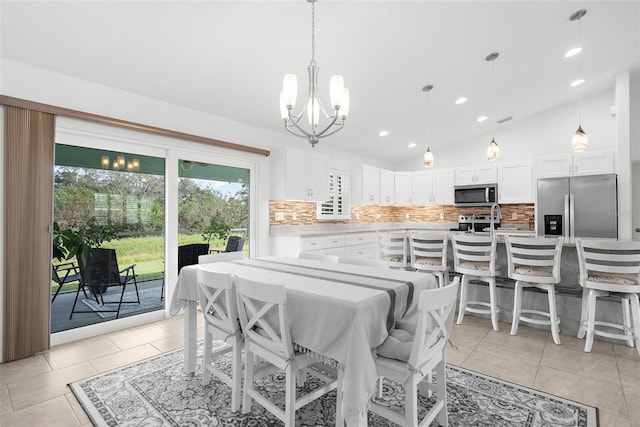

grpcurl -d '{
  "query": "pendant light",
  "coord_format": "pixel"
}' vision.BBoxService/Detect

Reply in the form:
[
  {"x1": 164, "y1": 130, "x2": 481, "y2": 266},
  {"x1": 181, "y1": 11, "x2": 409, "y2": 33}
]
[
  {"x1": 486, "y1": 52, "x2": 500, "y2": 161},
  {"x1": 569, "y1": 9, "x2": 588, "y2": 152},
  {"x1": 423, "y1": 84, "x2": 434, "y2": 167}
]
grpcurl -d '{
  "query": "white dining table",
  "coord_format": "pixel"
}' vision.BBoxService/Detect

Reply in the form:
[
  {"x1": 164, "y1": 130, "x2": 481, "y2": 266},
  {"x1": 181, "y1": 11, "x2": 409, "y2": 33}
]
[{"x1": 169, "y1": 255, "x2": 437, "y2": 426}]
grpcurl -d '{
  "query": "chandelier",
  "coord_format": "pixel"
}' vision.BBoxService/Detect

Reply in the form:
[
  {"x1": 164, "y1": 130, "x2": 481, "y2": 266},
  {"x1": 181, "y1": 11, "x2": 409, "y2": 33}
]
[
  {"x1": 279, "y1": 0, "x2": 350, "y2": 147},
  {"x1": 423, "y1": 84, "x2": 434, "y2": 167},
  {"x1": 101, "y1": 155, "x2": 140, "y2": 172}
]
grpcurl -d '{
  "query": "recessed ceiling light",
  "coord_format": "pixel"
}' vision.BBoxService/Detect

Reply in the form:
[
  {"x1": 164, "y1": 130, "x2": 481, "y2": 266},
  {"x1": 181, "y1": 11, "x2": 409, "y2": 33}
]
[
  {"x1": 477, "y1": 115, "x2": 488, "y2": 122},
  {"x1": 378, "y1": 130, "x2": 389, "y2": 137},
  {"x1": 455, "y1": 97, "x2": 467, "y2": 105},
  {"x1": 565, "y1": 47, "x2": 582, "y2": 58},
  {"x1": 408, "y1": 142, "x2": 416, "y2": 148},
  {"x1": 570, "y1": 79, "x2": 585, "y2": 87}
]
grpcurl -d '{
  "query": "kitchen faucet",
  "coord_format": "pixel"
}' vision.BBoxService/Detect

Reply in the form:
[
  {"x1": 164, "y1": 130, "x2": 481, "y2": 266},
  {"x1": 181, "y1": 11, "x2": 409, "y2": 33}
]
[
  {"x1": 490, "y1": 203, "x2": 502, "y2": 236},
  {"x1": 471, "y1": 214, "x2": 476, "y2": 234}
]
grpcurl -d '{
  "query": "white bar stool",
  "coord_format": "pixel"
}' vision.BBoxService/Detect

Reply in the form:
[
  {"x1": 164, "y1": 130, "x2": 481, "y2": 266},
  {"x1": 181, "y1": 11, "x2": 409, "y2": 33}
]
[
  {"x1": 576, "y1": 239, "x2": 640, "y2": 355},
  {"x1": 505, "y1": 236, "x2": 563, "y2": 344},
  {"x1": 452, "y1": 234, "x2": 500, "y2": 331},
  {"x1": 408, "y1": 232, "x2": 450, "y2": 288},
  {"x1": 377, "y1": 231, "x2": 408, "y2": 269}
]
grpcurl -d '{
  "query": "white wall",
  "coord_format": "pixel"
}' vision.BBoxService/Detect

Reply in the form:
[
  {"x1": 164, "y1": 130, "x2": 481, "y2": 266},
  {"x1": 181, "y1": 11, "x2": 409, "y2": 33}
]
[{"x1": 631, "y1": 77, "x2": 640, "y2": 161}]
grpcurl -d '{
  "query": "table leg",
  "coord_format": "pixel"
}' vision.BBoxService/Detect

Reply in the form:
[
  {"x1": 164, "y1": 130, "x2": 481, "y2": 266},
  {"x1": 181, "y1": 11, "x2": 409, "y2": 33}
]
[{"x1": 183, "y1": 300, "x2": 198, "y2": 374}]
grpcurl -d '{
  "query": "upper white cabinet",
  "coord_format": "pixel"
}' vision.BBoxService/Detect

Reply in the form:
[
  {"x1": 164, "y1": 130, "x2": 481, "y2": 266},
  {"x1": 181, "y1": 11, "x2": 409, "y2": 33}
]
[
  {"x1": 497, "y1": 161, "x2": 533, "y2": 203},
  {"x1": 412, "y1": 168, "x2": 454, "y2": 205},
  {"x1": 537, "y1": 150, "x2": 614, "y2": 178},
  {"x1": 362, "y1": 165, "x2": 380, "y2": 205},
  {"x1": 432, "y1": 169, "x2": 455, "y2": 204},
  {"x1": 285, "y1": 147, "x2": 329, "y2": 201},
  {"x1": 454, "y1": 164, "x2": 498, "y2": 185},
  {"x1": 394, "y1": 171, "x2": 412, "y2": 205},
  {"x1": 379, "y1": 169, "x2": 395, "y2": 205},
  {"x1": 411, "y1": 170, "x2": 433, "y2": 205}
]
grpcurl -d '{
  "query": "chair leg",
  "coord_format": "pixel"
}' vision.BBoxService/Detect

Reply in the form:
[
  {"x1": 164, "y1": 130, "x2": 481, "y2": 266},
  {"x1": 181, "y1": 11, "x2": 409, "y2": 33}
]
[
  {"x1": 230, "y1": 336, "x2": 242, "y2": 412},
  {"x1": 456, "y1": 275, "x2": 468, "y2": 325},
  {"x1": 242, "y1": 347, "x2": 254, "y2": 414},
  {"x1": 510, "y1": 281, "x2": 522, "y2": 336},
  {"x1": 284, "y1": 363, "x2": 297, "y2": 427},
  {"x1": 443, "y1": 271, "x2": 450, "y2": 287},
  {"x1": 584, "y1": 290, "x2": 597, "y2": 352},
  {"x1": 488, "y1": 278, "x2": 499, "y2": 332},
  {"x1": 202, "y1": 330, "x2": 212, "y2": 386},
  {"x1": 621, "y1": 297, "x2": 635, "y2": 348},
  {"x1": 546, "y1": 285, "x2": 561, "y2": 345},
  {"x1": 577, "y1": 288, "x2": 588, "y2": 339},
  {"x1": 435, "y1": 361, "x2": 447, "y2": 427},
  {"x1": 628, "y1": 294, "x2": 640, "y2": 357},
  {"x1": 69, "y1": 284, "x2": 84, "y2": 319},
  {"x1": 404, "y1": 375, "x2": 419, "y2": 427}
]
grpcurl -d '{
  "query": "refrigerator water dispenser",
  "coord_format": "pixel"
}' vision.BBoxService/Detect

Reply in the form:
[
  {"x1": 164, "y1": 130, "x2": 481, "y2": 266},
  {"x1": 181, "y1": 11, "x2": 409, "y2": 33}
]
[{"x1": 544, "y1": 214, "x2": 563, "y2": 236}]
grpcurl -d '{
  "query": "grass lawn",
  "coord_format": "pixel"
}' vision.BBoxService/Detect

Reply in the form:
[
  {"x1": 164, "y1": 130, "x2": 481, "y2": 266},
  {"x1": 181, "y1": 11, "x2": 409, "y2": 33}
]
[{"x1": 52, "y1": 233, "x2": 248, "y2": 294}]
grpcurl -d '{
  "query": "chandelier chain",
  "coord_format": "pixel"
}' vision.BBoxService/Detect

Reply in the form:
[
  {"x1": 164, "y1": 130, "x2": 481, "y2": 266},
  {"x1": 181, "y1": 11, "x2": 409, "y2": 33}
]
[{"x1": 311, "y1": 0, "x2": 316, "y2": 64}]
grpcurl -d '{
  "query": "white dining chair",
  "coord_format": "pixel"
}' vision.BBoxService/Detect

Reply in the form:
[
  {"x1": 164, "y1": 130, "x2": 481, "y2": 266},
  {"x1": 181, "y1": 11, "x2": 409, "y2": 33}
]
[
  {"x1": 377, "y1": 231, "x2": 408, "y2": 269},
  {"x1": 298, "y1": 252, "x2": 339, "y2": 262},
  {"x1": 505, "y1": 236, "x2": 563, "y2": 344},
  {"x1": 198, "y1": 251, "x2": 244, "y2": 264},
  {"x1": 576, "y1": 239, "x2": 640, "y2": 355},
  {"x1": 338, "y1": 256, "x2": 388, "y2": 268},
  {"x1": 196, "y1": 267, "x2": 243, "y2": 411},
  {"x1": 370, "y1": 278, "x2": 460, "y2": 427},
  {"x1": 408, "y1": 232, "x2": 450, "y2": 288},
  {"x1": 452, "y1": 234, "x2": 500, "y2": 331},
  {"x1": 234, "y1": 274, "x2": 338, "y2": 426}
]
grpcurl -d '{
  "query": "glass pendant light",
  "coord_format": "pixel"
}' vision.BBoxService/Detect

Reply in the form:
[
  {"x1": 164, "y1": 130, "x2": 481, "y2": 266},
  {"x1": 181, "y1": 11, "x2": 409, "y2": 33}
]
[
  {"x1": 486, "y1": 52, "x2": 500, "y2": 161},
  {"x1": 423, "y1": 84, "x2": 434, "y2": 167},
  {"x1": 570, "y1": 9, "x2": 588, "y2": 152}
]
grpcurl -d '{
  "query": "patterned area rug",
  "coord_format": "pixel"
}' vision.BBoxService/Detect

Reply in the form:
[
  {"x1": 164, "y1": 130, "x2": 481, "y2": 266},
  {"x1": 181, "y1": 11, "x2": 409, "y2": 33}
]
[
  {"x1": 80, "y1": 286, "x2": 164, "y2": 319},
  {"x1": 70, "y1": 342, "x2": 598, "y2": 426}
]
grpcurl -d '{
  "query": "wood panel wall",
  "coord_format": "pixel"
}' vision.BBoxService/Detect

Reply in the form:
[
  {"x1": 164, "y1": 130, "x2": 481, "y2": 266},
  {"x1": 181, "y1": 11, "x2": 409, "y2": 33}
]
[{"x1": 3, "y1": 106, "x2": 54, "y2": 361}]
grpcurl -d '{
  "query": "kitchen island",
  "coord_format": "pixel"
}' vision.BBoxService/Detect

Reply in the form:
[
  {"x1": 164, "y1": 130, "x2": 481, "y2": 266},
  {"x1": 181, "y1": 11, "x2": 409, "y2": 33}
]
[{"x1": 271, "y1": 224, "x2": 629, "y2": 340}]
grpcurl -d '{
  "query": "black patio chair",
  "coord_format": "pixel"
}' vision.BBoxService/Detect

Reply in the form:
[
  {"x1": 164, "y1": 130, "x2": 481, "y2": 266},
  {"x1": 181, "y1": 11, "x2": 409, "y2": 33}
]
[
  {"x1": 210, "y1": 236, "x2": 244, "y2": 254},
  {"x1": 51, "y1": 261, "x2": 85, "y2": 303},
  {"x1": 70, "y1": 248, "x2": 140, "y2": 319},
  {"x1": 178, "y1": 243, "x2": 210, "y2": 273}
]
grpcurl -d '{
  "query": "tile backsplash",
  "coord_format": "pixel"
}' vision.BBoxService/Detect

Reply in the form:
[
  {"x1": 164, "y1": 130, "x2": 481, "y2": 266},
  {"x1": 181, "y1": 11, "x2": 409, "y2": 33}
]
[{"x1": 269, "y1": 200, "x2": 534, "y2": 227}]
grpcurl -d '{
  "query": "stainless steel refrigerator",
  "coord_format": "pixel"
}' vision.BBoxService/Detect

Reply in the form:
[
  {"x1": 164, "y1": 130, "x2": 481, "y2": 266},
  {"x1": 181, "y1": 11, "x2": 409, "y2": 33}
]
[{"x1": 536, "y1": 173, "x2": 618, "y2": 238}]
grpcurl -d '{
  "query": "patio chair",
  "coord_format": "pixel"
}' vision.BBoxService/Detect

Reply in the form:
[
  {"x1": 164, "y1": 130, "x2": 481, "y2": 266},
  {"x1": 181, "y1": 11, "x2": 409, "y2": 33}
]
[
  {"x1": 51, "y1": 261, "x2": 84, "y2": 303},
  {"x1": 178, "y1": 243, "x2": 210, "y2": 272},
  {"x1": 70, "y1": 248, "x2": 140, "y2": 319},
  {"x1": 210, "y1": 236, "x2": 244, "y2": 254}
]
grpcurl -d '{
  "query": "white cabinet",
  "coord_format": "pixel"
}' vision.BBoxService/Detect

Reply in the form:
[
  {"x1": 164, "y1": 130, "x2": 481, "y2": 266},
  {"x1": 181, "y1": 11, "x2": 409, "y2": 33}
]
[
  {"x1": 454, "y1": 165, "x2": 497, "y2": 185},
  {"x1": 394, "y1": 171, "x2": 412, "y2": 205},
  {"x1": 432, "y1": 169, "x2": 455, "y2": 204},
  {"x1": 411, "y1": 170, "x2": 433, "y2": 205},
  {"x1": 362, "y1": 165, "x2": 380, "y2": 205},
  {"x1": 379, "y1": 169, "x2": 395, "y2": 205},
  {"x1": 498, "y1": 161, "x2": 533, "y2": 203},
  {"x1": 537, "y1": 150, "x2": 614, "y2": 178},
  {"x1": 273, "y1": 232, "x2": 376, "y2": 259},
  {"x1": 285, "y1": 148, "x2": 329, "y2": 201},
  {"x1": 411, "y1": 169, "x2": 454, "y2": 205}
]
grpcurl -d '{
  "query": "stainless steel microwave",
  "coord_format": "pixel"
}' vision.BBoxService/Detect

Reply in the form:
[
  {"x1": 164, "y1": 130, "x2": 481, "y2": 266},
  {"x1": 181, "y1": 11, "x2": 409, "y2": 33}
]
[{"x1": 454, "y1": 183, "x2": 498, "y2": 207}]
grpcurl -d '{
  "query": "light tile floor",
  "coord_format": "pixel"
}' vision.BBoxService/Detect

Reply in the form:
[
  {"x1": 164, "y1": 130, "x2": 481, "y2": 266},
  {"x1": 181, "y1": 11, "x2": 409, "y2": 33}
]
[{"x1": 1, "y1": 314, "x2": 638, "y2": 426}]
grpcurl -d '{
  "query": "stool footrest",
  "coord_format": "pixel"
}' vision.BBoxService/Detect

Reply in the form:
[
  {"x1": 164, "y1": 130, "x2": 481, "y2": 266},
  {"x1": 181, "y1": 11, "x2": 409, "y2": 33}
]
[{"x1": 519, "y1": 309, "x2": 561, "y2": 326}]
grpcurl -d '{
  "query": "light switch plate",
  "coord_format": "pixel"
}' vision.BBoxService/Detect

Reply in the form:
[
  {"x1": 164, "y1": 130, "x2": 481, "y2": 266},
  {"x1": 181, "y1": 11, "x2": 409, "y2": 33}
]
[
  {"x1": 405, "y1": 213, "x2": 410, "y2": 219},
  {"x1": 275, "y1": 212, "x2": 285, "y2": 221},
  {"x1": 439, "y1": 212, "x2": 445, "y2": 220},
  {"x1": 292, "y1": 212, "x2": 297, "y2": 220},
  {"x1": 512, "y1": 212, "x2": 518, "y2": 220}
]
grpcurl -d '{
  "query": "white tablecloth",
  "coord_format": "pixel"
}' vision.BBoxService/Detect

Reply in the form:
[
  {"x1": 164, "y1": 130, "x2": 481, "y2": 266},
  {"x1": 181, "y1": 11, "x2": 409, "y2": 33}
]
[{"x1": 169, "y1": 256, "x2": 437, "y2": 426}]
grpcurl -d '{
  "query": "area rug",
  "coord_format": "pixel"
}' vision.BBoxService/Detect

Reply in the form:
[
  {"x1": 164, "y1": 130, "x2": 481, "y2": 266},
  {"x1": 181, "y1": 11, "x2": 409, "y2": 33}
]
[
  {"x1": 80, "y1": 286, "x2": 164, "y2": 319},
  {"x1": 70, "y1": 342, "x2": 598, "y2": 427}
]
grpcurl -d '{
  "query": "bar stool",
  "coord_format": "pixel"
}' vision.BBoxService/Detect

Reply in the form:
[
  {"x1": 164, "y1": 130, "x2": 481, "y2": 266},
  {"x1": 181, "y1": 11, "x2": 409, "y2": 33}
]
[
  {"x1": 451, "y1": 234, "x2": 500, "y2": 331},
  {"x1": 505, "y1": 236, "x2": 563, "y2": 344},
  {"x1": 576, "y1": 239, "x2": 640, "y2": 355},
  {"x1": 408, "y1": 232, "x2": 450, "y2": 288},
  {"x1": 377, "y1": 231, "x2": 408, "y2": 269}
]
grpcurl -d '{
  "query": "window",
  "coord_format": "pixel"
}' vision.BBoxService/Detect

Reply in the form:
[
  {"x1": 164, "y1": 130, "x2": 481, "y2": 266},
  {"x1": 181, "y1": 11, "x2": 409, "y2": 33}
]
[{"x1": 317, "y1": 169, "x2": 351, "y2": 220}]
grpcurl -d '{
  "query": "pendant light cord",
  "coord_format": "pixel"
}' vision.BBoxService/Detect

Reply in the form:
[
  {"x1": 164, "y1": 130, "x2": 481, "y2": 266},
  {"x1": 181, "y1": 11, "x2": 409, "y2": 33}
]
[{"x1": 310, "y1": 0, "x2": 316, "y2": 65}]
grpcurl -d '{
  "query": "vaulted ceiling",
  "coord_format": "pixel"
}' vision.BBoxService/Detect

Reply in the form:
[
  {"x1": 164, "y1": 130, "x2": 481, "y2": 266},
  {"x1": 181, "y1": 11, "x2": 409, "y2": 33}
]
[{"x1": 2, "y1": 1, "x2": 639, "y2": 163}]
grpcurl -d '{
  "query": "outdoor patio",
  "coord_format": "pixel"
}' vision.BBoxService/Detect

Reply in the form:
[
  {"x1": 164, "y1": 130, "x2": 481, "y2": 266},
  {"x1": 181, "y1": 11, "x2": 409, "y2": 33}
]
[{"x1": 50, "y1": 279, "x2": 165, "y2": 333}]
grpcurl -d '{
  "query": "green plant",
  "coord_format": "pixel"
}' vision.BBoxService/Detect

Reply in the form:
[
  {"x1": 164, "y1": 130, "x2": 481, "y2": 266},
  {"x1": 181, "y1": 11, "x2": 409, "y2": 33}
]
[
  {"x1": 56, "y1": 217, "x2": 119, "y2": 265},
  {"x1": 201, "y1": 212, "x2": 231, "y2": 245}
]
